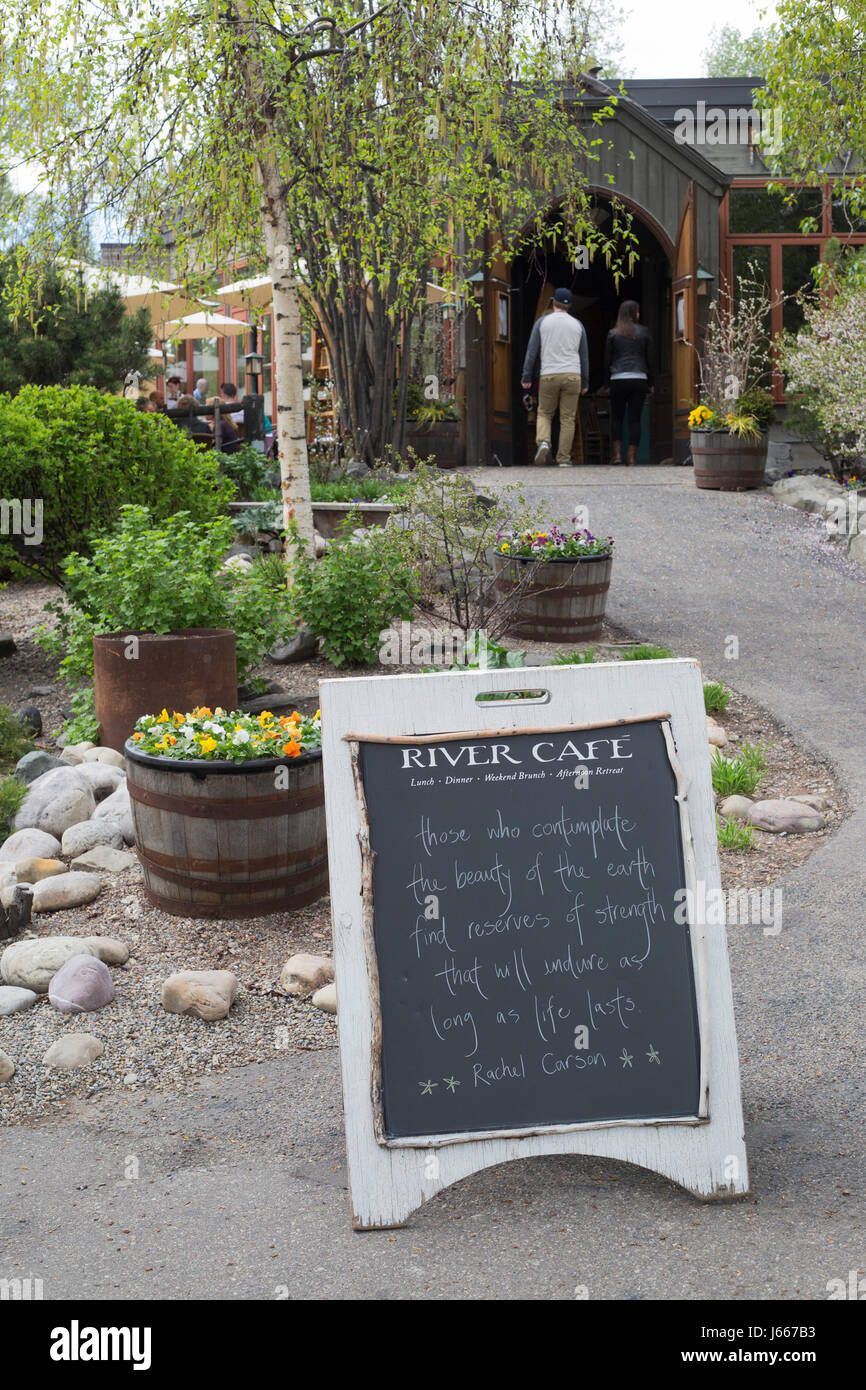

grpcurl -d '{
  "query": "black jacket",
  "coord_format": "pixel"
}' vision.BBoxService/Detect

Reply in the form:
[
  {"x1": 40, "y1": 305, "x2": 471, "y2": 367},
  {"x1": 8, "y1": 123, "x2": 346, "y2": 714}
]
[{"x1": 605, "y1": 325, "x2": 653, "y2": 385}]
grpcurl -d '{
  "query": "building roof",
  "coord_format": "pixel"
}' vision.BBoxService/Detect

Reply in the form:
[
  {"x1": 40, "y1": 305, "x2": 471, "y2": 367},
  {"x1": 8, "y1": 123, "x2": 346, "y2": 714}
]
[{"x1": 613, "y1": 78, "x2": 766, "y2": 125}]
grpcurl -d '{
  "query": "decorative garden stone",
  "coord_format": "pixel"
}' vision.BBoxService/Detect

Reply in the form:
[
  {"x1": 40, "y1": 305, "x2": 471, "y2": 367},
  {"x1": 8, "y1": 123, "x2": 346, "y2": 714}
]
[
  {"x1": 12, "y1": 767, "x2": 96, "y2": 839},
  {"x1": 0, "y1": 1049, "x2": 15, "y2": 1082},
  {"x1": 706, "y1": 718, "x2": 728, "y2": 748},
  {"x1": 0, "y1": 828, "x2": 62, "y2": 863},
  {"x1": 14, "y1": 750, "x2": 66, "y2": 783},
  {"x1": 11, "y1": 857, "x2": 67, "y2": 884},
  {"x1": 71, "y1": 846, "x2": 136, "y2": 874},
  {"x1": 31, "y1": 871, "x2": 103, "y2": 913},
  {"x1": 747, "y1": 799, "x2": 825, "y2": 834},
  {"x1": 49, "y1": 954, "x2": 115, "y2": 1013},
  {"x1": 0, "y1": 984, "x2": 38, "y2": 1015},
  {"x1": 312, "y1": 982, "x2": 337, "y2": 1014},
  {"x1": 280, "y1": 953, "x2": 334, "y2": 997},
  {"x1": 42, "y1": 1034, "x2": 104, "y2": 1070},
  {"x1": 161, "y1": 970, "x2": 238, "y2": 1021},
  {"x1": 1, "y1": 936, "x2": 103, "y2": 992},
  {"x1": 73, "y1": 763, "x2": 124, "y2": 800},
  {"x1": 80, "y1": 747, "x2": 126, "y2": 768},
  {"x1": 718, "y1": 795, "x2": 755, "y2": 823},
  {"x1": 92, "y1": 784, "x2": 135, "y2": 842},
  {"x1": 61, "y1": 820, "x2": 125, "y2": 857}
]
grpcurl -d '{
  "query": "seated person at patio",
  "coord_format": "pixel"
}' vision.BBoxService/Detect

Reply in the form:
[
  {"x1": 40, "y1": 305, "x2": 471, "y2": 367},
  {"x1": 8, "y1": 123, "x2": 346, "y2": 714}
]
[
  {"x1": 165, "y1": 376, "x2": 183, "y2": 408},
  {"x1": 172, "y1": 394, "x2": 212, "y2": 437},
  {"x1": 208, "y1": 395, "x2": 241, "y2": 452},
  {"x1": 193, "y1": 377, "x2": 209, "y2": 404},
  {"x1": 219, "y1": 381, "x2": 245, "y2": 428},
  {"x1": 146, "y1": 391, "x2": 165, "y2": 412}
]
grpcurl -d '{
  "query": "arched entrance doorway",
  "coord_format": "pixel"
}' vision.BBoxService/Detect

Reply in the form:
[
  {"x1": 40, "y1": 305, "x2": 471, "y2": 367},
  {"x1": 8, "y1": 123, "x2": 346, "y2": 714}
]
[{"x1": 486, "y1": 194, "x2": 676, "y2": 466}]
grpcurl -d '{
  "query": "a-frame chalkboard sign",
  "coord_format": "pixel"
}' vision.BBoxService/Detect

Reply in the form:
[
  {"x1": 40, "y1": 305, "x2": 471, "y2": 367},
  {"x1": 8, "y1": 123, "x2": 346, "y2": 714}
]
[{"x1": 320, "y1": 660, "x2": 748, "y2": 1230}]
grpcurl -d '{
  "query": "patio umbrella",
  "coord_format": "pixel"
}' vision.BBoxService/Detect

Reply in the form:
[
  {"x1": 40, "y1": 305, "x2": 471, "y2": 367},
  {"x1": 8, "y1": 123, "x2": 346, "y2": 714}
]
[
  {"x1": 212, "y1": 273, "x2": 273, "y2": 312},
  {"x1": 58, "y1": 259, "x2": 202, "y2": 321},
  {"x1": 158, "y1": 310, "x2": 249, "y2": 341}
]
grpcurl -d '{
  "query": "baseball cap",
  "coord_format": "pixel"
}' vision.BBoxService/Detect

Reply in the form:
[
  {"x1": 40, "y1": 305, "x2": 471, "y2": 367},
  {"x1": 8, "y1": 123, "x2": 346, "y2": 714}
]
[{"x1": 552, "y1": 288, "x2": 574, "y2": 306}]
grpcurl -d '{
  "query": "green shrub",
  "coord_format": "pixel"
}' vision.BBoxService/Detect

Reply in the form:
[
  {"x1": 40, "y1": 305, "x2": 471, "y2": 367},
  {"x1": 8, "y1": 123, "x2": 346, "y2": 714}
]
[
  {"x1": 290, "y1": 528, "x2": 416, "y2": 666},
  {"x1": 703, "y1": 681, "x2": 731, "y2": 713},
  {"x1": 710, "y1": 747, "x2": 765, "y2": 798},
  {"x1": 215, "y1": 444, "x2": 272, "y2": 497},
  {"x1": 0, "y1": 775, "x2": 27, "y2": 840},
  {"x1": 310, "y1": 477, "x2": 410, "y2": 503},
  {"x1": 0, "y1": 385, "x2": 235, "y2": 582},
  {"x1": 621, "y1": 642, "x2": 673, "y2": 661},
  {"x1": 37, "y1": 506, "x2": 298, "y2": 719},
  {"x1": 716, "y1": 815, "x2": 756, "y2": 851},
  {"x1": 0, "y1": 704, "x2": 34, "y2": 771},
  {"x1": 736, "y1": 387, "x2": 775, "y2": 433}
]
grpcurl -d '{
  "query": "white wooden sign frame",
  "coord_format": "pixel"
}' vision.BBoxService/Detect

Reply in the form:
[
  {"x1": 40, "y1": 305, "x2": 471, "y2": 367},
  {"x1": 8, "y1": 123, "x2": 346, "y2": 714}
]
[{"x1": 320, "y1": 659, "x2": 749, "y2": 1230}]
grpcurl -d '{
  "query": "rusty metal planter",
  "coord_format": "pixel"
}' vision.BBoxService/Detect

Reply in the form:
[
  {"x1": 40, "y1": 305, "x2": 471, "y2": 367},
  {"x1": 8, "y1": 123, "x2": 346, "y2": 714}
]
[
  {"x1": 690, "y1": 430, "x2": 767, "y2": 490},
  {"x1": 493, "y1": 552, "x2": 613, "y2": 643},
  {"x1": 93, "y1": 629, "x2": 238, "y2": 754},
  {"x1": 125, "y1": 743, "x2": 328, "y2": 918}
]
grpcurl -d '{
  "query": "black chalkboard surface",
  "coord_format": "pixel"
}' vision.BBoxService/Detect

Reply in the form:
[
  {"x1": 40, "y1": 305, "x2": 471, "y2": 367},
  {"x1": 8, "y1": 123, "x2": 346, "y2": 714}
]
[{"x1": 359, "y1": 718, "x2": 702, "y2": 1141}]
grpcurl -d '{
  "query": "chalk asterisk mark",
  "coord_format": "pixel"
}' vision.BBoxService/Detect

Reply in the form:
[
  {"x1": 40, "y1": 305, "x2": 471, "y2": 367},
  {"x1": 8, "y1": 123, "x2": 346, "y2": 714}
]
[
  {"x1": 419, "y1": 1079, "x2": 438, "y2": 1095},
  {"x1": 619, "y1": 1049, "x2": 633, "y2": 1068},
  {"x1": 443, "y1": 1076, "x2": 460, "y2": 1093},
  {"x1": 646, "y1": 1045, "x2": 661, "y2": 1065}
]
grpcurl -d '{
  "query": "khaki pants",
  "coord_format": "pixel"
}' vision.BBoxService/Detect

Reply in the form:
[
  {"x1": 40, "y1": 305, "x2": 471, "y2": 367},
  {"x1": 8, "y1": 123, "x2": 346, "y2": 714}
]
[{"x1": 536, "y1": 373, "x2": 581, "y2": 463}]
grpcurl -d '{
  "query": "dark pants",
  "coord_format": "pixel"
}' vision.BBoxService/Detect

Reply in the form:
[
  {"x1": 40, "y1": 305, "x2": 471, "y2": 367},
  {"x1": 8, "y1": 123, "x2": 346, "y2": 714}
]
[{"x1": 610, "y1": 379, "x2": 648, "y2": 448}]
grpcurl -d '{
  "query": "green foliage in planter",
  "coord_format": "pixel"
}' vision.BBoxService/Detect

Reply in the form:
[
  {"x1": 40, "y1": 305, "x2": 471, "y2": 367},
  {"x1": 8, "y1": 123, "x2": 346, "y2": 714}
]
[
  {"x1": 551, "y1": 647, "x2": 596, "y2": 665},
  {"x1": 310, "y1": 477, "x2": 409, "y2": 503},
  {"x1": 0, "y1": 704, "x2": 34, "y2": 772},
  {"x1": 703, "y1": 680, "x2": 732, "y2": 713},
  {"x1": 0, "y1": 385, "x2": 235, "y2": 582},
  {"x1": 0, "y1": 775, "x2": 27, "y2": 841},
  {"x1": 736, "y1": 387, "x2": 775, "y2": 433},
  {"x1": 216, "y1": 443, "x2": 272, "y2": 497},
  {"x1": 290, "y1": 527, "x2": 417, "y2": 667},
  {"x1": 716, "y1": 815, "x2": 756, "y2": 852},
  {"x1": 621, "y1": 642, "x2": 673, "y2": 661},
  {"x1": 37, "y1": 506, "x2": 298, "y2": 721}
]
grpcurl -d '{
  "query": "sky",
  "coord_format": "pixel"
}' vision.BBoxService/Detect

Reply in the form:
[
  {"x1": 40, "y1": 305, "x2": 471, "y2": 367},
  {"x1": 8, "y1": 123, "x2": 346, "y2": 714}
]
[{"x1": 618, "y1": 0, "x2": 777, "y2": 78}]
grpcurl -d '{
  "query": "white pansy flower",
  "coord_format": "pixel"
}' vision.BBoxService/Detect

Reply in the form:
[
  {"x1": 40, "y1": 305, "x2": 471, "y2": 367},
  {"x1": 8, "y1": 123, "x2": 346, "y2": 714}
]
[{"x1": 233, "y1": 728, "x2": 251, "y2": 745}]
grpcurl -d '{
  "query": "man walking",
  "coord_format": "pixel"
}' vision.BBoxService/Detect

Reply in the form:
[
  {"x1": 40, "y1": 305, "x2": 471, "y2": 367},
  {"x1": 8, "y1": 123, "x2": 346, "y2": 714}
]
[{"x1": 521, "y1": 288, "x2": 589, "y2": 466}]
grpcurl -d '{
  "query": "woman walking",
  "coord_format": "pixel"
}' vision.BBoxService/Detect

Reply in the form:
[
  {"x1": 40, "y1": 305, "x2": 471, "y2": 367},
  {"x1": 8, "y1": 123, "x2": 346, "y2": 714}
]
[{"x1": 605, "y1": 301, "x2": 652, "y2": 466}]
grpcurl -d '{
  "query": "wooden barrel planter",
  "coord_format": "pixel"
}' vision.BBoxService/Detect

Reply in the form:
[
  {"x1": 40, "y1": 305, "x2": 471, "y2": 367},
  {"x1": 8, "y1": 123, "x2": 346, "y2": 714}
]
[
  {"x1": 493, "y1": 553, "x2": 613, "y2": 642},
  {"x1": 125, "y1": 744, "x2": 328, "y2": 919},
  {"x1": 405, "y1": 420, "x2": 464, "y2": 469},
  {"x1": 690, "y1": 430, "x2": 767, "y2": 490},
  {"x1": 94, "y1": 629, "x2": 238, "y2": 754}
]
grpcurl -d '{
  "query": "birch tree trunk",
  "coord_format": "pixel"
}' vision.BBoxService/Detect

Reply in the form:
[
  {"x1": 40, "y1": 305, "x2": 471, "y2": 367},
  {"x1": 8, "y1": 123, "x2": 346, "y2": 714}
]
[{"x1": 259, "y1": 176, "x2": 314, "y2": 546}]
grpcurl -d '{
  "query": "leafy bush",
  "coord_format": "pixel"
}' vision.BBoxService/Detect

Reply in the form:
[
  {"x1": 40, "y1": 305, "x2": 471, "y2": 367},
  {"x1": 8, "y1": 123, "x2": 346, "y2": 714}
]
[
  {"x1": 782, "y1": 274, "x2": 866, "y2": 473},
  {"x1": 0, "y1": 385, "x2": 235, "y2": 581},
  {"x1": 0, "y1": 704, "x2": 34, "y2": 771},
  {"x1": 710, "y1": 747, "x2": 765, "y2": 798},
  {"x1": 551, "y1": 647, "x2": 596, "y2": 665},
  {"x1": 621, "y1": 643, "x2": 673, "y2": 661},
  {"x1": 716, "y1": 815, "x2": 756, "y2": 852},
  {"x1": 0, "y1": 776, "x2": 27, "y2": 841},
  {"x1": 38, "y1": 506, "x2": 298, "y2": 705},
  {"x1": 215, "y1": 444, "x2": 272, "y2": 497},
  {"x1": 310, "y1": 477, "x2": 409, "y2": 503},
  {"x1": 290, "y1": 527, "x2": 416, "y2": 666},
  {"x1": 703, "y1": 681, "x2": 731, "y2": 713}
]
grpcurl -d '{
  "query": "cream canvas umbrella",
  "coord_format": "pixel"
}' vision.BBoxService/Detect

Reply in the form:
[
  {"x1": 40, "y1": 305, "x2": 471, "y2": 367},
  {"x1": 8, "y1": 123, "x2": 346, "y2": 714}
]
[
  {"x1": 212, "y1": 274, "x2": 273, "y2": 312},
  {"x1": 58, "y1": 259, "x2": 201, "y2": 321},
  {"x1": 158, "y1": 310, "x2": 249, "y2": 341}
]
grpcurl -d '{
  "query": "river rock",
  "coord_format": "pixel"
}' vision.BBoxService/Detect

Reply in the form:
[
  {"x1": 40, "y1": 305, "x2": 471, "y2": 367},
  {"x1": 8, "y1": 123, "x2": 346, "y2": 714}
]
[
  {"x1": 0, "y1": 1049, "x2": 15, "y2": 1082},
  {"x1": 42, "y1": 1034, "x2": 104, "y2": 1071},
  {"x1": 31, "y1": 872, "x2": 102, "y2": 913},
  {"x1": 49, "y1": 954, "x2": 115, "y2": 1013},
  {"x1": 279, "y1": 953, "x2": 334, "y2": 997},
  {"x1": 789, "y1": 792, "x2": 832, "y2": 812},
  {"x1": 11, "y1": 857, "x2": 67, "y2": 884},
  {"x1": 12, "y1": 767, "x2": 96, "y2": 839},
  {"x1": 16, "y1": 704, "x2": 42, "y2": 737},
  {"x1": 312, "y1": 982, "x2": 337, "y2": 1014},
  {"x1": 706, "y1": 717, "x2": 728, "y2": 748},
  {"x1": 0, "y1": 985, "x2": 38, "y2": 1015},
  {"x1": 161, "y1": 970, "x2": 238, "y2": 1021},
  {"x1": 61, "y1": 820, "x2": 125, "y2": 857},
  {"x1": 92, "y1": 785, "x2": 134, "y2": 842},
  {"x1": 1, "y1": 937, "x2": 103, "y2": 992},
  {"x1": 80, "y1": 747, "x2": 126, "y2": 769},
  {"x1": 73, "y1": 763, "x2": 124, "y2": 801},
  {"x1": 0, "y1": 828, "x2": 62, "y2": 863},
  {"x1": 71, "y1": 845, "x2": 136, "y2": 874},
  {"x1": 747, "y1": 799, "x2": 825, "y2": 833},
  {"x1": 268, "y1": 628, "x2": 319, "y2": 664},
  {"x1": 14, "y1": 750, "x2": 66, "y2": 783},
  {"x1": 718, "y1": 795, "x2": 755, "y2": 823},
  {"x1": 81, "y1": 936, "x2": 130, "y2": 966}
]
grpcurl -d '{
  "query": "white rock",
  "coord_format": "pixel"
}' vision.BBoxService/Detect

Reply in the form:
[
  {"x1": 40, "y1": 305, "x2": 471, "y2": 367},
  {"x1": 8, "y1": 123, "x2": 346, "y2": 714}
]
[
  {"x1": 31, "y1": 871, "x2": 103, "y2": 913},
  {"x1": 81, "y1": 936, "x2": 130, "y2": 966},
  {"x1": 0, "y1": 984, "x2": 39, "y2": 1015},
  {"x1": 718, "y1": 795, "x2": 755, "y2": 823},
  {"x1": 789, "y1": 792, "x2": 831, "y2": 812},
  {"x1": 61, "y1": 820, "x2": 125, "y2": 857},
  {"x1": 706, "y1": 717, "x2": 728, "y2": 748},
  {"x1": 71, "y1": 845, "x2": 136, "y2": 874},
  {"x1": 42, "y1": 1034, "x2": 104, "y2": 1070},
  {"x1": 0, "y1": 828, "x2": 62, "y2": 863},
  {"x1": 1, "y1": 936, "x2": 103, "y2": 992},
  {"x1": 279, "y1": 953, "x2": 334, "y2": 997},
  {"x1": 161, "y1": 970, "x2": 238, "y2": 1021},
  {"x1": 312, "y1": 982, "x2": 337, "y2": 1014},
  {"x1": 13, "y1": 767, "x2": 96, "y2": 839},
  {"x1": 0, "y1": 1049, "x2": 15, "y2": 1082},
  {"x1": 73, "y1": 763, "x2": 124, "y2": 801},
  {"x1": 92, "y1": 785, "x2": 135, "y2": 842},
  {"x1": 81, "y1": 747, "x2": 126, "y2": 769}
]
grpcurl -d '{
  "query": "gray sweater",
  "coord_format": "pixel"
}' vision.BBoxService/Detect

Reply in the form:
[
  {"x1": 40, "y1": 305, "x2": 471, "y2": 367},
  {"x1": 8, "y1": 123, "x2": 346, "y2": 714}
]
[{"x1": 522, "y1": 311, "x2": 589, "y2": 383}]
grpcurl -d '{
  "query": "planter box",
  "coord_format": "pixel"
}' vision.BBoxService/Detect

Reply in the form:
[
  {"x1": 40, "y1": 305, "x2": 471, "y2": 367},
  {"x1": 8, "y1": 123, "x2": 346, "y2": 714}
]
[
  {"x1": 312, "y1": 501, "x2": 395, "y2": 539},
  {"x1": 125, "y1": 743, "x2": 328, "y2": 918},
  {"x1": 493, "y1": 552, "x2": 613, "y2": 643},
  {"x1": 690, "y1": 430, "x2": 767, "y2": 491},
  {"x1": 93, "y1": 629, "x2": 237, "y2": 754},
  {"x1": 405, "y1": 419, "x2": 464, "y2": 469}
]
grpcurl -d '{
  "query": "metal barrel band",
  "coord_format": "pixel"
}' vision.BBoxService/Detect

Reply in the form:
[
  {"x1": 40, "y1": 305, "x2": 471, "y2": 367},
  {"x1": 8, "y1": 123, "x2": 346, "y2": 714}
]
[
  {"x1": 137, "y1": 845, "x2": 328, "y2": 894},
  {"x1": 127, "y1": 779, "x2": 324, "y2": 818}
]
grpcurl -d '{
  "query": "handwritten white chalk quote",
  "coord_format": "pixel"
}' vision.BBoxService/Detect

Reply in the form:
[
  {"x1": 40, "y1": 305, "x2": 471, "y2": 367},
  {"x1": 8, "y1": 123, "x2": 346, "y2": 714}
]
[{"x1": 359, "y1": 720, "x2": 702, "y2": 1140}]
